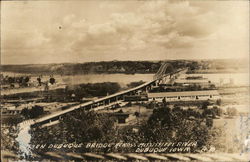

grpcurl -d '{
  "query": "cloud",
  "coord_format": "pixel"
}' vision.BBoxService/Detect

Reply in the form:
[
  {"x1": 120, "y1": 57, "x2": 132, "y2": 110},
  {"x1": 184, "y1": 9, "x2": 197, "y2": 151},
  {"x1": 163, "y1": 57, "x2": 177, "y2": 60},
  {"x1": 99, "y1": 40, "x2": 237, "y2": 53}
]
[
  {"x1": 71, "y1": 23, "x2": 121, "y2": 52},
  {"x1": 2, "y1": 0, "x2": 248, "y2": 64},
  {"x1": 69, "y1": 1, "x2": 206, "y2": 52},
  {"x1": 2, "y1": 29, "x2": 49, "y2": 50}
]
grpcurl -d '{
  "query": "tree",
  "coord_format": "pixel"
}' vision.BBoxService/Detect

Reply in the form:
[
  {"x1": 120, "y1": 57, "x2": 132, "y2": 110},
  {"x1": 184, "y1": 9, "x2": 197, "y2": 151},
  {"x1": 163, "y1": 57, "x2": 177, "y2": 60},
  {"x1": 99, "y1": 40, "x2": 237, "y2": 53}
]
[
  {"x1": 21, "y1": 108, "x2": 30, "y2": 119},
  {"x1": 202, "y1": 101, "x2": 210, "y2": 109},
  {"x1": 8, "y1": 77, "x2": 14, "y2": 84},
  {"x1": 2, "y1": 115, "x2": 23, "y2": 125},
  {"x1": 21, "y1": 105, "x2": 44, "y2": 119},
  {"x1": 206, "y1": 118, "x2": 213, "y2": 127},
  {"x1": 138, "y1": 107, "x2": 218, "y2": 152},
  {"x1": 209, "y1": 84, "x2": 216, "y2": 89},
  {"x1": 134, "y1": 111, "x2": 140, "y2": 117},
  {"x1": 49, "y1": 77, "x2": 56, "y2": 85},
  {"x1": 30, "y1": 105, "x2": 44, "y2": 118},
  {"x1": 37, "y1": 77, "x2": 41, "y2": 86},
  {"x1": 212, "y1": 106, "x2": 223, "y2": 116},
  {"x1": 188, "y1": 62, "x2": 199, "y2": 71},
  {"x1": 162, "y1": 97, "x2": 167, "y2": 106},
  {"x1": 30, "y1": 110, "x2": 117, "y2": 152},
  {"x1": 18, "y1": 77, "x2": 24, "y2": 84},
  {"x1": 24, "y1": 76, "x2": 30, "y2": 83},
  {"x1": 216, "y1": 99, "x2": 222, "y2": 106}
]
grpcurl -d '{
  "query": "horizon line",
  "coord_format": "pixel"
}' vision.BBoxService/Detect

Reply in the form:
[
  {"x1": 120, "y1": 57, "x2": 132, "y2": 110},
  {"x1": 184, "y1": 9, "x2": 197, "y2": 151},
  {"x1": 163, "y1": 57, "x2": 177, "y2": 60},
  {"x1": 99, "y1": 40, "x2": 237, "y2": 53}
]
[{"x1": 1, "y1": 58, "x2": 248, "y2": 66}]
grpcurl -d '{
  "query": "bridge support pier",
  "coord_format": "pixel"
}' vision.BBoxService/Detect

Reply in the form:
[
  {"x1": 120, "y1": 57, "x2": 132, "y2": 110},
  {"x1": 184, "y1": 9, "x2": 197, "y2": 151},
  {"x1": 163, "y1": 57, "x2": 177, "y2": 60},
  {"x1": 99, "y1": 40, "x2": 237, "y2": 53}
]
[
  {"x1": 155, "y1": 80, "x2": 159, "y2": 86},
  {"x1": 146, "y1": 86, "x2": 151, "y2": 93}
]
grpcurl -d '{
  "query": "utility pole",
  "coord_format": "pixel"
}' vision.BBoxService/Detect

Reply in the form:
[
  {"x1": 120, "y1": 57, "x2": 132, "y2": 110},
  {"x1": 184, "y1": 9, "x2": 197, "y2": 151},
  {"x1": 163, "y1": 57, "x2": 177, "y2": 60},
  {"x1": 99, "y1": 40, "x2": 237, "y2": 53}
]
[{"x1": 138, "y1": 102, "x2": 141, "y2": 126}]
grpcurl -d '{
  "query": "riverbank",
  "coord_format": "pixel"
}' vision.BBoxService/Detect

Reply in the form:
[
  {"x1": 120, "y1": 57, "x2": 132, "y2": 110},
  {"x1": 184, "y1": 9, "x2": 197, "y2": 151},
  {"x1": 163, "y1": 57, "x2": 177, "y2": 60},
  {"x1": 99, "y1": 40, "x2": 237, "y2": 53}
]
[{"x1": 1, "y1": 72, "x2": 249, "y2": 96}]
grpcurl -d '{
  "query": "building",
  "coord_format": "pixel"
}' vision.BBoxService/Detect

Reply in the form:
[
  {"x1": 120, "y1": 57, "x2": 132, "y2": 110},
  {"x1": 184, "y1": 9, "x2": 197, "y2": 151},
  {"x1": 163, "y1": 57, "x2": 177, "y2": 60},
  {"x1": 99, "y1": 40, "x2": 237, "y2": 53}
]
[
  {"x1": 1, "y1": 106, "x2": 23, "y2": 115},
  {"x1": 174, "y1": 78, "x2": 211, "y2": 87},
  {"x1": 147, "y1": 90, "x2": 220, "y2": 102},
  {"x1": 113, "y1": 113, "x2": 130, "y2": 124},
  {"x1": 173, "y1": 75, "x2": 214, "y2": 88}
]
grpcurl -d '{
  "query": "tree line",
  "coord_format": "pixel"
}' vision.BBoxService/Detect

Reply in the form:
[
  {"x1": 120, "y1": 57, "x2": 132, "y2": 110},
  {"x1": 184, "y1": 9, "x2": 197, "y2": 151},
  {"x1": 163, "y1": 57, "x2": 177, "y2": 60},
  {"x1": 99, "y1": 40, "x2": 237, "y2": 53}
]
[
  {"x1": 2, "y1": 60, "x2": 199, "y2": 75},
  {"x1": 30, "y1": 103, "x2": 224, "y2": 154}
]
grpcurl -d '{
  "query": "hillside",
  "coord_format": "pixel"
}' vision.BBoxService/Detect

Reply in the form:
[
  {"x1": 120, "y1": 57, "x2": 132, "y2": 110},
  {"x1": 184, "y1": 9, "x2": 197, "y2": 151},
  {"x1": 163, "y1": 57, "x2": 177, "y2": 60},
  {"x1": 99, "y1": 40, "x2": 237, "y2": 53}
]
[
  {"x1": 1, "y1": 60, "x2": 192, "y2": 75},
  {"x1": 1, "y1": 59, "x2": 248, "y2": 75}
]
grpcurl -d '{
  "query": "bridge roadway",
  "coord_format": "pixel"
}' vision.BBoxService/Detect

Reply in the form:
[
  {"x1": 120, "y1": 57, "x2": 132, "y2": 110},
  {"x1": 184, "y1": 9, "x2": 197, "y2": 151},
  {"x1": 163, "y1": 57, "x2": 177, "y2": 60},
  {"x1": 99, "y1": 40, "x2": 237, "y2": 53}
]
[{"x1": 31, "y1": 69, "x2": 186, "y2": 127}]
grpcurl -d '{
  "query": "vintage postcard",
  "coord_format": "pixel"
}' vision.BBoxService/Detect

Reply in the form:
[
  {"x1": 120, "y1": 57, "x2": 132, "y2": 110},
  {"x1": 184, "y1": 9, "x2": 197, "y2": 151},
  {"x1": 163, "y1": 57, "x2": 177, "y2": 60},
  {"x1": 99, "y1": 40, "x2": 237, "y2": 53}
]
[{"x1": 1, "y1": 0, "x2": 249, "y2": 161}]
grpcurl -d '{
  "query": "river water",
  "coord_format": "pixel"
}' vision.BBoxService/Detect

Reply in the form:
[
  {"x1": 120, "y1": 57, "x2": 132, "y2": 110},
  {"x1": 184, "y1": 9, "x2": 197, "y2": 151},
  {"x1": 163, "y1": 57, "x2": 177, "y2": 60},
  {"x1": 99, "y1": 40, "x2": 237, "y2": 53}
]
[{"x1": 2, "y1": 72, "x2": 249, "y2": 86}]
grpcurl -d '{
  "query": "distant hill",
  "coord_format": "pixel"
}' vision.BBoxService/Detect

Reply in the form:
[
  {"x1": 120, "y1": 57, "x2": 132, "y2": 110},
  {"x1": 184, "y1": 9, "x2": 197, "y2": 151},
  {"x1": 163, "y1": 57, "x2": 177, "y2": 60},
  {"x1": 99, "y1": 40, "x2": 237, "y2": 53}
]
[
  {"x1": 1, "y1": 59, "x2": 248, "y2": 75},
  {"x1": 1, "y1": 60, "x2": 192, "y2": 75}
]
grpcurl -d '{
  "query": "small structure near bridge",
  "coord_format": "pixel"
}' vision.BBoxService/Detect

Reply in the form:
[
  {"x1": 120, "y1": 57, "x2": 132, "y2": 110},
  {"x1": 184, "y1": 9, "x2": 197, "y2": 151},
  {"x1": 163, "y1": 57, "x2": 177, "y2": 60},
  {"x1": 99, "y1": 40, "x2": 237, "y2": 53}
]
[
  {"x1": 148, "y1": 90, "x2": 220, "y2": 102},
  {"x1": 113, "y1": 110, "x2": 129, "y2": 124}
]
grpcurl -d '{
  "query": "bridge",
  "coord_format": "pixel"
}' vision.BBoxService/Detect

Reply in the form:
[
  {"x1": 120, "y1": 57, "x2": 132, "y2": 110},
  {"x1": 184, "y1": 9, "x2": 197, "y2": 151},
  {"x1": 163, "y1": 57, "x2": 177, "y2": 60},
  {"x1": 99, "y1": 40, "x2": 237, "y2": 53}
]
[{"x1": 31, "y1": 64, "x2": 186, "y2": 127}]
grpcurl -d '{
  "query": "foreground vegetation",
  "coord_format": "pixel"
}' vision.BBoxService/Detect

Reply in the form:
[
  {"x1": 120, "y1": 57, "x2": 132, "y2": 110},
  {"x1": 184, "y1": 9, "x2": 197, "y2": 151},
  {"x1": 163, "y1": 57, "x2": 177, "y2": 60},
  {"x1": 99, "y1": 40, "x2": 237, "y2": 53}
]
[{"x1": 30, "y1": 104, "x2": 223, "y2": 153}]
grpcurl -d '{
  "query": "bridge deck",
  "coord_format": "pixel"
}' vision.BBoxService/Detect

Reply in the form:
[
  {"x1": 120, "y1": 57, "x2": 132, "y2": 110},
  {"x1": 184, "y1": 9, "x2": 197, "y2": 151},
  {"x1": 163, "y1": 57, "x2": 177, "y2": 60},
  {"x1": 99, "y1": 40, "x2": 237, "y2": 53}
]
[
  {"x1": 33, "y1": 69, "x2": 185, "y2": 126},
  {"x1": 34, "y1": 80, "x2": 155, "y2": 124}
]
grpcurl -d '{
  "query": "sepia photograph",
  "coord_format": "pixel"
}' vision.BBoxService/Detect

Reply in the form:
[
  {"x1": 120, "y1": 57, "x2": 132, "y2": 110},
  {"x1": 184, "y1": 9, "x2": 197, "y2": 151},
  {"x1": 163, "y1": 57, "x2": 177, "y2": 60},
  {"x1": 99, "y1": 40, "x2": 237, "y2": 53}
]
[{"x1": 1, "y1": 0, "x2": 249, "y2": 161}]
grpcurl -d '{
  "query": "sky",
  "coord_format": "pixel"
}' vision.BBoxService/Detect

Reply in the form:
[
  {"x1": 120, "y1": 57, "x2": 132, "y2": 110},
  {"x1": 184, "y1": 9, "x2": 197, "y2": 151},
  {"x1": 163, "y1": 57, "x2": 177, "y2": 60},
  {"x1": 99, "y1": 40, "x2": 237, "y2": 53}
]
[{"x1": 1, "y1": 0, "x2": 249, "y2": 64}]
